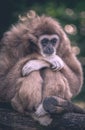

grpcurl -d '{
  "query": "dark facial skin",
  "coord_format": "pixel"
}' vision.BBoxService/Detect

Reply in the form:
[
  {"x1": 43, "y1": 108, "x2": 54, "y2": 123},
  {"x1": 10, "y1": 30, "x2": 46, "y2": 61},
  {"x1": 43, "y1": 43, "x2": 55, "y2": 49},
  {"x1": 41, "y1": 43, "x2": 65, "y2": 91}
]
[{"x1": 41, "y1": 37, "x2": 57, "y2": 55}]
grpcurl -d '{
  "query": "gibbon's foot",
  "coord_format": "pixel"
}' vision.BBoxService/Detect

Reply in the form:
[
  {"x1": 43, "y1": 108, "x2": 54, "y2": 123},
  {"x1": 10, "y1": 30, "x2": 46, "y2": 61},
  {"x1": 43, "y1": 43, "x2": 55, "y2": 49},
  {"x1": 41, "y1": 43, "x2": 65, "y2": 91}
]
[
  {"x1": 33, "y1": 96, "x2": 66, "y2": 126},
  {"x1": 43, "y1": 96, "x2": 85, "y2": 114},
  {"x1": 43, "y1": 96, "x2": 66, "y2": 114},
  {"x1": 34, "y1": 104, "x2": 52, "y2": 126},
  {"x1": 35, "y1": 96, "x2": 65, "y2": 117}
]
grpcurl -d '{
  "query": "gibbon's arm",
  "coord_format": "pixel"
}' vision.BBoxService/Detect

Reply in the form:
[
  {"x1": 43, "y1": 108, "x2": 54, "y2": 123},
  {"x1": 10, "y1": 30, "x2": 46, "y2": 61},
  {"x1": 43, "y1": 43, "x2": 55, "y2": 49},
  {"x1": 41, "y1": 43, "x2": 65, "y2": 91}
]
[
  {"x1": 61, "y1": 53, "x2": 83, "y2": 97},
  {"x1": 22, "y1": 55, "x2": 64, "y2": 76},
  {"x1": 22, "y1": 60, "x2": 50, "y2": 76}
]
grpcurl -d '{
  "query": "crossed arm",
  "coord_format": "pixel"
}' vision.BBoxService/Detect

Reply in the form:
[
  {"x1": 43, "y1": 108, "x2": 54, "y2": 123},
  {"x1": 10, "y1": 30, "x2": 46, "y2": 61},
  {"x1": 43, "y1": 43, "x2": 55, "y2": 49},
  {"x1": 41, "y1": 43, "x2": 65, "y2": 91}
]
[{"x1": 22, "y1": 55, "x2": 64, "y2": 76}]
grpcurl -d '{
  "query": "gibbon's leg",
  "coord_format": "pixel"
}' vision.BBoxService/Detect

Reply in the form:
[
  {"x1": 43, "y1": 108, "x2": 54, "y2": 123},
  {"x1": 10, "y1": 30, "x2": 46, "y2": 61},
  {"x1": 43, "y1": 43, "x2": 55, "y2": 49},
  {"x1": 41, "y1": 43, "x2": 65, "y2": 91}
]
[
  {"x1": 0, "y1": 57, "x2": 49, "y2": 112},
  {"x1": 0, "y1": 57, "x2": 38, "y2": 100},
  {"x1": 11, "y1": 71, "x2": 43, "y2": 113},
  {"x1": 34, "y1": 69, "x2": 72, "y2": 126},
  {"x1": 35, "y1": 69, "x2": 72, "y2": 119},
  {"x1": 42, "y1": 69, "x2": 72, "y2": 100},
  {"x1": 0, "y1": 57, "x2": 30, "y2": 101},
  {"x1": 0, "y1": 54, "x2": 50, "y2": 112}
]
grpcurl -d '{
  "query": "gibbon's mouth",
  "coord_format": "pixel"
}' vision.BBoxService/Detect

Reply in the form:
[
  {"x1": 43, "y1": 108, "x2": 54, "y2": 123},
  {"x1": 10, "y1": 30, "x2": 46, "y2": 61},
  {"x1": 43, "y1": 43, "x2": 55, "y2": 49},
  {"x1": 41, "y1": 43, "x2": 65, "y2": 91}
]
[
  {"x1": 41, "y1": 52, "x2": 56, "y2": 58},
  {"x1": 44, "y1": 49, "x2": 54, "y2": 55}
]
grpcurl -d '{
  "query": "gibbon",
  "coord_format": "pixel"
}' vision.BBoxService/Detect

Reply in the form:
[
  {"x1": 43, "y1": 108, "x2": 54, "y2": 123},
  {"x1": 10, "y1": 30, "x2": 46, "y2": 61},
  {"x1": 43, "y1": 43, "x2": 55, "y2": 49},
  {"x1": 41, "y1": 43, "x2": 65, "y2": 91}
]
[{"x1": 0, "y1": 11, "x2": 83, "y2": 125}]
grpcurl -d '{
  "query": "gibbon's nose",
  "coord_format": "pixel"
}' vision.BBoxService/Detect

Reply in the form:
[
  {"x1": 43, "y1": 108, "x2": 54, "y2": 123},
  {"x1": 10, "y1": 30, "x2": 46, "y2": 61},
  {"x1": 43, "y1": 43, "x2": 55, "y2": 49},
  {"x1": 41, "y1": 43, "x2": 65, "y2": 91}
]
[{"x1": 44, "y1": 47, "x2": 54, "y2": 55}]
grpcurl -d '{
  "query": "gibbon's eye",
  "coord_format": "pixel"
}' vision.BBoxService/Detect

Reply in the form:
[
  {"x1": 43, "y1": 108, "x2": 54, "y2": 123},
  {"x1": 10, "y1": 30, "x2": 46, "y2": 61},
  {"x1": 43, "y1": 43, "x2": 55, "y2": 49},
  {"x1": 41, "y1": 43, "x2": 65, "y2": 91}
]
[
  {"x1": 41, "y1": 38, "x2": 49, "y2": 46},
  {"x1": 50, "y1": 38, "x2": 58, "y2": 46}
]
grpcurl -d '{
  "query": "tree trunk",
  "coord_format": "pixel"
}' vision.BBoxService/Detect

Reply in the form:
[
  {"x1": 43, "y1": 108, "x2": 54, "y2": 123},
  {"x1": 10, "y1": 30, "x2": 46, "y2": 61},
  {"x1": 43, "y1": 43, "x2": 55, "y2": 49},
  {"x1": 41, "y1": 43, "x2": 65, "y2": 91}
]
[{"x1": 0, "y1": 97, "x2": 85, "y2": 130}]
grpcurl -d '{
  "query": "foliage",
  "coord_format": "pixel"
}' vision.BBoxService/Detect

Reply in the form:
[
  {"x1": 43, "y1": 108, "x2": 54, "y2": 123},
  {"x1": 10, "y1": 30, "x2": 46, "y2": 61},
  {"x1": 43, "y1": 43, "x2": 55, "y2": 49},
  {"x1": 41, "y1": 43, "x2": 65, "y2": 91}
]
[{"x1": 0, "y1": 0, "x2": 85, "y2": 56}]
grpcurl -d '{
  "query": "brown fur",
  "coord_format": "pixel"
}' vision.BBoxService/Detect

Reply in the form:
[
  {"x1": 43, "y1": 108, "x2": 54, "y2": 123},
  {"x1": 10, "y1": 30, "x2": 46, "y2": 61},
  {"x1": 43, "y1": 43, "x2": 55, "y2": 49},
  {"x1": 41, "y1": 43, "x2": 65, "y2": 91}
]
[{"x1": 0, "y1": 11, "x2": 83, "y2": 113}]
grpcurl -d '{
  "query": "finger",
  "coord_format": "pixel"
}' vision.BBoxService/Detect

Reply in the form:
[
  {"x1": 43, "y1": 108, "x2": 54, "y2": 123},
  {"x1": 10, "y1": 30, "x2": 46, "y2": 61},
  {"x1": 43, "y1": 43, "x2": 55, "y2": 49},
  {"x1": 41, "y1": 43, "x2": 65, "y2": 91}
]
[{"x1": 22, "y1": 67, "x2": 32, "y2": 76}]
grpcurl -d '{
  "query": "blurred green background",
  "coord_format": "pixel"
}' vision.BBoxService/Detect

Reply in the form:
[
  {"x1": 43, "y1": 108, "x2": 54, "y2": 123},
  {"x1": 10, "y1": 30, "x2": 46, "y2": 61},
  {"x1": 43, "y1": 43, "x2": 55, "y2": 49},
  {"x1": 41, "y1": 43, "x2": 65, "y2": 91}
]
[{"x1": 0, "y1": 0, "x2": 85, "y2": 105}]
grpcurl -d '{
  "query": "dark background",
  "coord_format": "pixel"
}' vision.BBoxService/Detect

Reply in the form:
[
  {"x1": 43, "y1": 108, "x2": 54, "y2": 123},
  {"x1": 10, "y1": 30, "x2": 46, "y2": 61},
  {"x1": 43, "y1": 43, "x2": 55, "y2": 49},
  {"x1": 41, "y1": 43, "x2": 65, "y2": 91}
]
[{"x1": 0, "y1": 0, "x2": 85, "y2": 103}]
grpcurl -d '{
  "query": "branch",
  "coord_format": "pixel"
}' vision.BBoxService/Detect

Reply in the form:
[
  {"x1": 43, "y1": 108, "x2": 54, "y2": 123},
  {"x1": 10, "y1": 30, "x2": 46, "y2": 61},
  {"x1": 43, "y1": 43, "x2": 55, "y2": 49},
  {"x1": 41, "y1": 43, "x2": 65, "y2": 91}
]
[{"x1": 0, "y1": 97, "x2": 85, "y2": 130}]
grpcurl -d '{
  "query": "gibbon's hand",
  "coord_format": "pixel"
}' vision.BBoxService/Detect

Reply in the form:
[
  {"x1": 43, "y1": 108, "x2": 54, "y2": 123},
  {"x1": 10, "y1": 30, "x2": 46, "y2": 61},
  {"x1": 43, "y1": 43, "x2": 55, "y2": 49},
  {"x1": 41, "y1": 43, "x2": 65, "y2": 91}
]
[
  {"x1": 22, "y1": 60, "x2": 50, "y2": 76},
  {"x1": 44, "y1": 55, "x2": 64, "y2": 71}
]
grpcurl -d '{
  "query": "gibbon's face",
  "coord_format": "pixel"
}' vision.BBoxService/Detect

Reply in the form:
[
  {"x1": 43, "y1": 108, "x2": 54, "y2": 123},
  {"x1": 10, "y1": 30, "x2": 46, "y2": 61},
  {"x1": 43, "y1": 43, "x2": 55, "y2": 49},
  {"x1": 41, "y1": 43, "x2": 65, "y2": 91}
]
[{"x1": 38, "y1": 34, "x2": 60, "y2": 57}]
